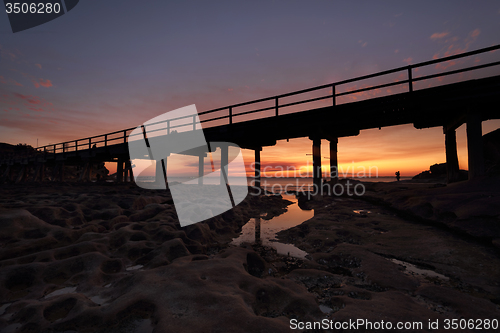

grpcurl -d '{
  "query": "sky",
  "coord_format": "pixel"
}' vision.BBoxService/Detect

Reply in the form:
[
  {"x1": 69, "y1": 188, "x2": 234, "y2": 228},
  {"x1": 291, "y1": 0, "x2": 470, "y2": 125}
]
[{"x1": 1, "y1": 1, "x2": 500, "y2": 178}]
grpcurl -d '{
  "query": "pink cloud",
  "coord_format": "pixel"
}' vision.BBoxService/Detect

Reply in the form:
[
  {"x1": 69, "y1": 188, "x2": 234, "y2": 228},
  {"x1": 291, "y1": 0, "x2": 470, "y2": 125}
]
[
  {"x1": 35, "y1": 63, "x2": 42, "y2": 69},
  {"x1": 432, "y1": 28, "x2": 481, "y2": 70},
  {"x1": 38, "y1": 79, "x2": 52, "y2": 88},
  {"x1": 30, "y1": 78, "x2": 53, "y2": 88},
  {"x1": 430, "y1": 32, "x2": 449, "y2": 40},
  {"x1": 0, "y1": 75, "x2": 23, "y2": 87},
  {"x1": 469, "y1": 28, "x2": 480, "y2": 38},
  {"x1": 13, "y1": 93, "x2": 42, "y2": 105},
  {"x1": 403, "y1": 57, "x2": 413, "y2": 64},
  {"x1": 19, "y1": 72, "x2": 53, "y2": 88}
]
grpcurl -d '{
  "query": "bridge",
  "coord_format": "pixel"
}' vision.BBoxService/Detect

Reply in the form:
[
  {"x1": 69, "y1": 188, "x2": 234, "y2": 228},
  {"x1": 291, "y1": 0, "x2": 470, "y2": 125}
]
[{"x1": 1, "y1": 45, "x2": 500, "y2": 187}]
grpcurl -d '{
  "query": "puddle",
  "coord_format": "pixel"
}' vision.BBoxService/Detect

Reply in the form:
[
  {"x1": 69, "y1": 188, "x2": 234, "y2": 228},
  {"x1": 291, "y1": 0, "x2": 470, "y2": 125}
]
[
  {"x1": 353, "y1": 210, "x2": 371, "y2": 215},
  {"x1": 319, "y1": 304, "x2": 333, "y2": 314},
  {"x1": 231, "y1": 194, "x2": 313, "y2": 259},
  {"x1": 90, "y1": 295, "x2": 109, "y2": 305},
  {"x1": 388, "y1": 258, "x2": 449, "y2": 281},
  {"x1": 126, "y1": 264, "x2": 143, "y2": 271},
  {"x1": 43, "y1": 286, "x2": 77, "y2": 299}
]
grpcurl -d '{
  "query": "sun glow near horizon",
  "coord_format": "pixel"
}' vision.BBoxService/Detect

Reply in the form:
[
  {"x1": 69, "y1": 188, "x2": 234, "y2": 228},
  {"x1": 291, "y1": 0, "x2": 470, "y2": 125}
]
[{"x1": 104, "y1": 120, "x2": 499, "y2": 179}]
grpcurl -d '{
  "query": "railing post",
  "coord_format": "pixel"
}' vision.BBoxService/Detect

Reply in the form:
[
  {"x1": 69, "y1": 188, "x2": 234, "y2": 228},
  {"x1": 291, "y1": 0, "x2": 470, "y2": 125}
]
[
  {"x1": 105, "y1": 134, "x2": 107, "y2": 147},
  {"x1": 193, "y1": 115, "x2": 196, "y2": 130},
  {"x1": 123, "y1": 130, "x2": 127, "y2": 143},
  {"x1": 275, "y1": 97, "x2": 279, "y2": 117},
  {"x1": 75, "y1": 140, "x2": 78, "y2": 152},
  {"x1": 229, "y1": 107, "x2": 233, "y2": 125},
  {"x1": 332, "y1": 84, "x2": 336, "y2": 106},
  {"x1": 62, "y1": 143, "x2": 65, "y2": 153},
  {"x1": 53, "y1": 144, "x2": 56, "y2": 156},
  {"x1": 408, "y1": 66, "x2": 413, "y2": 92},
  {"x1": 167, "y1": 120, "x2": 170, "y2": 135},
  {"x1": 88, "y1": 138, "x2": 91, "y2": 150}
]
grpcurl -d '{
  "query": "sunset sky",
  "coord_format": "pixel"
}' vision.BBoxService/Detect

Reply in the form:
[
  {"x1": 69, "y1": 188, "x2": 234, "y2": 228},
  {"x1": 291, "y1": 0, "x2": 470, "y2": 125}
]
[{"x1": 1, "y1": 1, "x2": 500, "y2": 178}]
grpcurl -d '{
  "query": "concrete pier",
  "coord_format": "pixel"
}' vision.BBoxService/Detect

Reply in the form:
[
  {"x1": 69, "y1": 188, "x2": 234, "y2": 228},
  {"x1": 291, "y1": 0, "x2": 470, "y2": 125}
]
[
  {"x1": 329, "y1": 138, "x2": 338, "y2": 182},
  {"x1": 117, "y1": 159, "x2": 124, "y2": 183},
  {"x1": 198, "y1": 154, "x2": 204, "y2": 185},
  {"x1": 445, "y1": 129, "x2": 460, "y2": 182},
  {"x1": 254, "y1": 148, "x2": 261, "y2": 188},
  {"x1": 220, "y1": 144, "x2": 228, "y2": 186},
  {"x1": 312, "y1": 138, "x2": 322, "y2": 189},
  {"x1": 466, "y1": 113, "x2": 485, "y2": 179}
]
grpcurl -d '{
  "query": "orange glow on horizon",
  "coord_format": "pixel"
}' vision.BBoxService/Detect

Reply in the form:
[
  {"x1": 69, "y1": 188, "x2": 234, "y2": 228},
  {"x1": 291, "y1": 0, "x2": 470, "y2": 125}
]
[{"x1": 103, "y1": 120, "x2": 499, "y2": 179}]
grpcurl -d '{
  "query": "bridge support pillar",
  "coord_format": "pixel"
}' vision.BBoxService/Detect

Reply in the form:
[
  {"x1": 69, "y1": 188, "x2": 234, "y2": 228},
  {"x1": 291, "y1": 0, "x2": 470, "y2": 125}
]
[
  {"x1": 32, "y1": 164, "x2": 40, "y2": 182},
  {"x1": 312, "y1": 138, "x2": 322, "y2": 190},
  {"x1": 466, "y1": 113, "x2": 485, "y2": 179},
  {"x1": 220, "y1": 144, "x2": 229, "y2": 186},
  {"x1": 329, "y1": 138, "x2": 338, "y2": 182},
  {"x1": 117, "y1": 159, "x2": 124, "y2": 183},
  {"x1": 40, "y1": 163, "x2": 45, "y2": 182},
  {"x1": 15, "y1": 166, "x2": 26, "y2": 183},
  {"x1": 33, "y1": 163, "x2": 45, "y2": 182},
  {"x1": 198, "y1": 155, "x2": 204, "y2": 185},
  {"x1": 155, "y1": 158, "x2": 167, "y2": 187},
  {"x1": 79, "y1": 162, "x2": 89, "y2": 182},
  {"x1": 123, "y1": 162, "x2": 129, "y2": 183},
  {"x1": 1, "y1": 165, "x2": 11, "y2": 182},
  {"x1": 53, "y1": 163, "x2": 64, "y2": 182},
  {"x1": 87, "y1": 163, "x2": 93, "y2": 182},
  {"x1": 254, "y1": 148, "x2": 261, "y2": 188},
  {"x1": 444, "y1": 128, "x2": 460, "y2": 183},
  {"x1": 125, "y1": 160, "x2": 134, "y2": 183},
  {"x1": 51, "y1": 164, "x2": 57, "y2": 181}
]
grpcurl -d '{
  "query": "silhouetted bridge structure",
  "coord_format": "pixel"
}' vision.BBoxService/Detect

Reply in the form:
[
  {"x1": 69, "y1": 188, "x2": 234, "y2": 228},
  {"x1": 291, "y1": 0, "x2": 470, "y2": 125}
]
[{"x1": 2, "y1": 45, "x2": 500, "y2": 186}]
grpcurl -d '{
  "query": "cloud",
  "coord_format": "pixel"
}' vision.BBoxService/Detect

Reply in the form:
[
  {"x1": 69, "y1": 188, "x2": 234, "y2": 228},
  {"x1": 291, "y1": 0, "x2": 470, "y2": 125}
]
[
  {"x1": 13, "y1": 93, "x2": 42, "y2": 105},
  {"x1": 432, "y1": 28, "x2": 481, "y2": 70},
  {"x1": 12, "y1": 93, "x2": 54, "y2": 108},
  {"x1": 38, "y1": 79, "x2": 52, "y2": 88},
  {"x1": 469, "y1": 28, "x2": 480, "y2": 38},
  {"x1": 35, "y1": 64, "x2": 42, "y2": 69},
  {"x1": 0, "y1": 45, "x2": 19, "y2": 61},
  {"x1": 18, "y1": 72, "x2": 53, "y2": 88},
  {"x1": 0, "y1": 75, "x2": 23, "y2": 87},
  {"x1": 30, "y1": 78, "x2": 53, "y2": 88},
  {"x1": 430, "y1": 32, "x2": 449, "y2": 40},
  {"x1": 403, "y1": 57, "x2": 413, "y2": 64}
]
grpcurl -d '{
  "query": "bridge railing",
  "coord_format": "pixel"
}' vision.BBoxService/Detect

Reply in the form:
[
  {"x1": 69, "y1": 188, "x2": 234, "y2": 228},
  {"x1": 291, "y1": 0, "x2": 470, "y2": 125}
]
[{"x1": 29, "y1": 44, "x2": 500, "y2": 158}]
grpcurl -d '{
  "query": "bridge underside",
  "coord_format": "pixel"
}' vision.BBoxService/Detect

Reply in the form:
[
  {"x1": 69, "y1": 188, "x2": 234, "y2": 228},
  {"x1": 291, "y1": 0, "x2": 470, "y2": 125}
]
[{"x1": 2, "y1": 76, "x2": 500, "y2": 185}]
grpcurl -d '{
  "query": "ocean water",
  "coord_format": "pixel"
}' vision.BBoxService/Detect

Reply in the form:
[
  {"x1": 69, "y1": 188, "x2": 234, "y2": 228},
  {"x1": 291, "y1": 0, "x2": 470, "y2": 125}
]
[{"x1": 135, "y1": 176, "x2": 412, "y2": 190}]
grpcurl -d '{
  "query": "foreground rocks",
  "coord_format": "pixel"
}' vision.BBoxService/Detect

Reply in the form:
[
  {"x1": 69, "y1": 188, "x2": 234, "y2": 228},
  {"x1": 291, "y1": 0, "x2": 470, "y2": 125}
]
[
  {"x1": 278, "y1": 178, "x2": 500, "y2": 331},
  {"x1": 0, "y1": 184, "x2": 313, "y2": 332},
  {"x1": 1, "y1": 181, "x2": 499, "y2": 332}
]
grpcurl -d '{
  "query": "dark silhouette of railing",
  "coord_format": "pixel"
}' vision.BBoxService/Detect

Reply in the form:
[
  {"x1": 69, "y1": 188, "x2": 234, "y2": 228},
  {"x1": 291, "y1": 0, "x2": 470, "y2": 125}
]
[{"x1": 17, "y1": 44, "x2": 500, "y2": 157}]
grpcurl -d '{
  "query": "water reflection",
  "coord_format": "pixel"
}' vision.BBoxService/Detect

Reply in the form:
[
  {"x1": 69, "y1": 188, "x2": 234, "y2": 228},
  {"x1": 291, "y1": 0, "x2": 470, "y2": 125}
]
[{"x1": 231, "y1": 194, "x2": 313, "y2": 259}]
